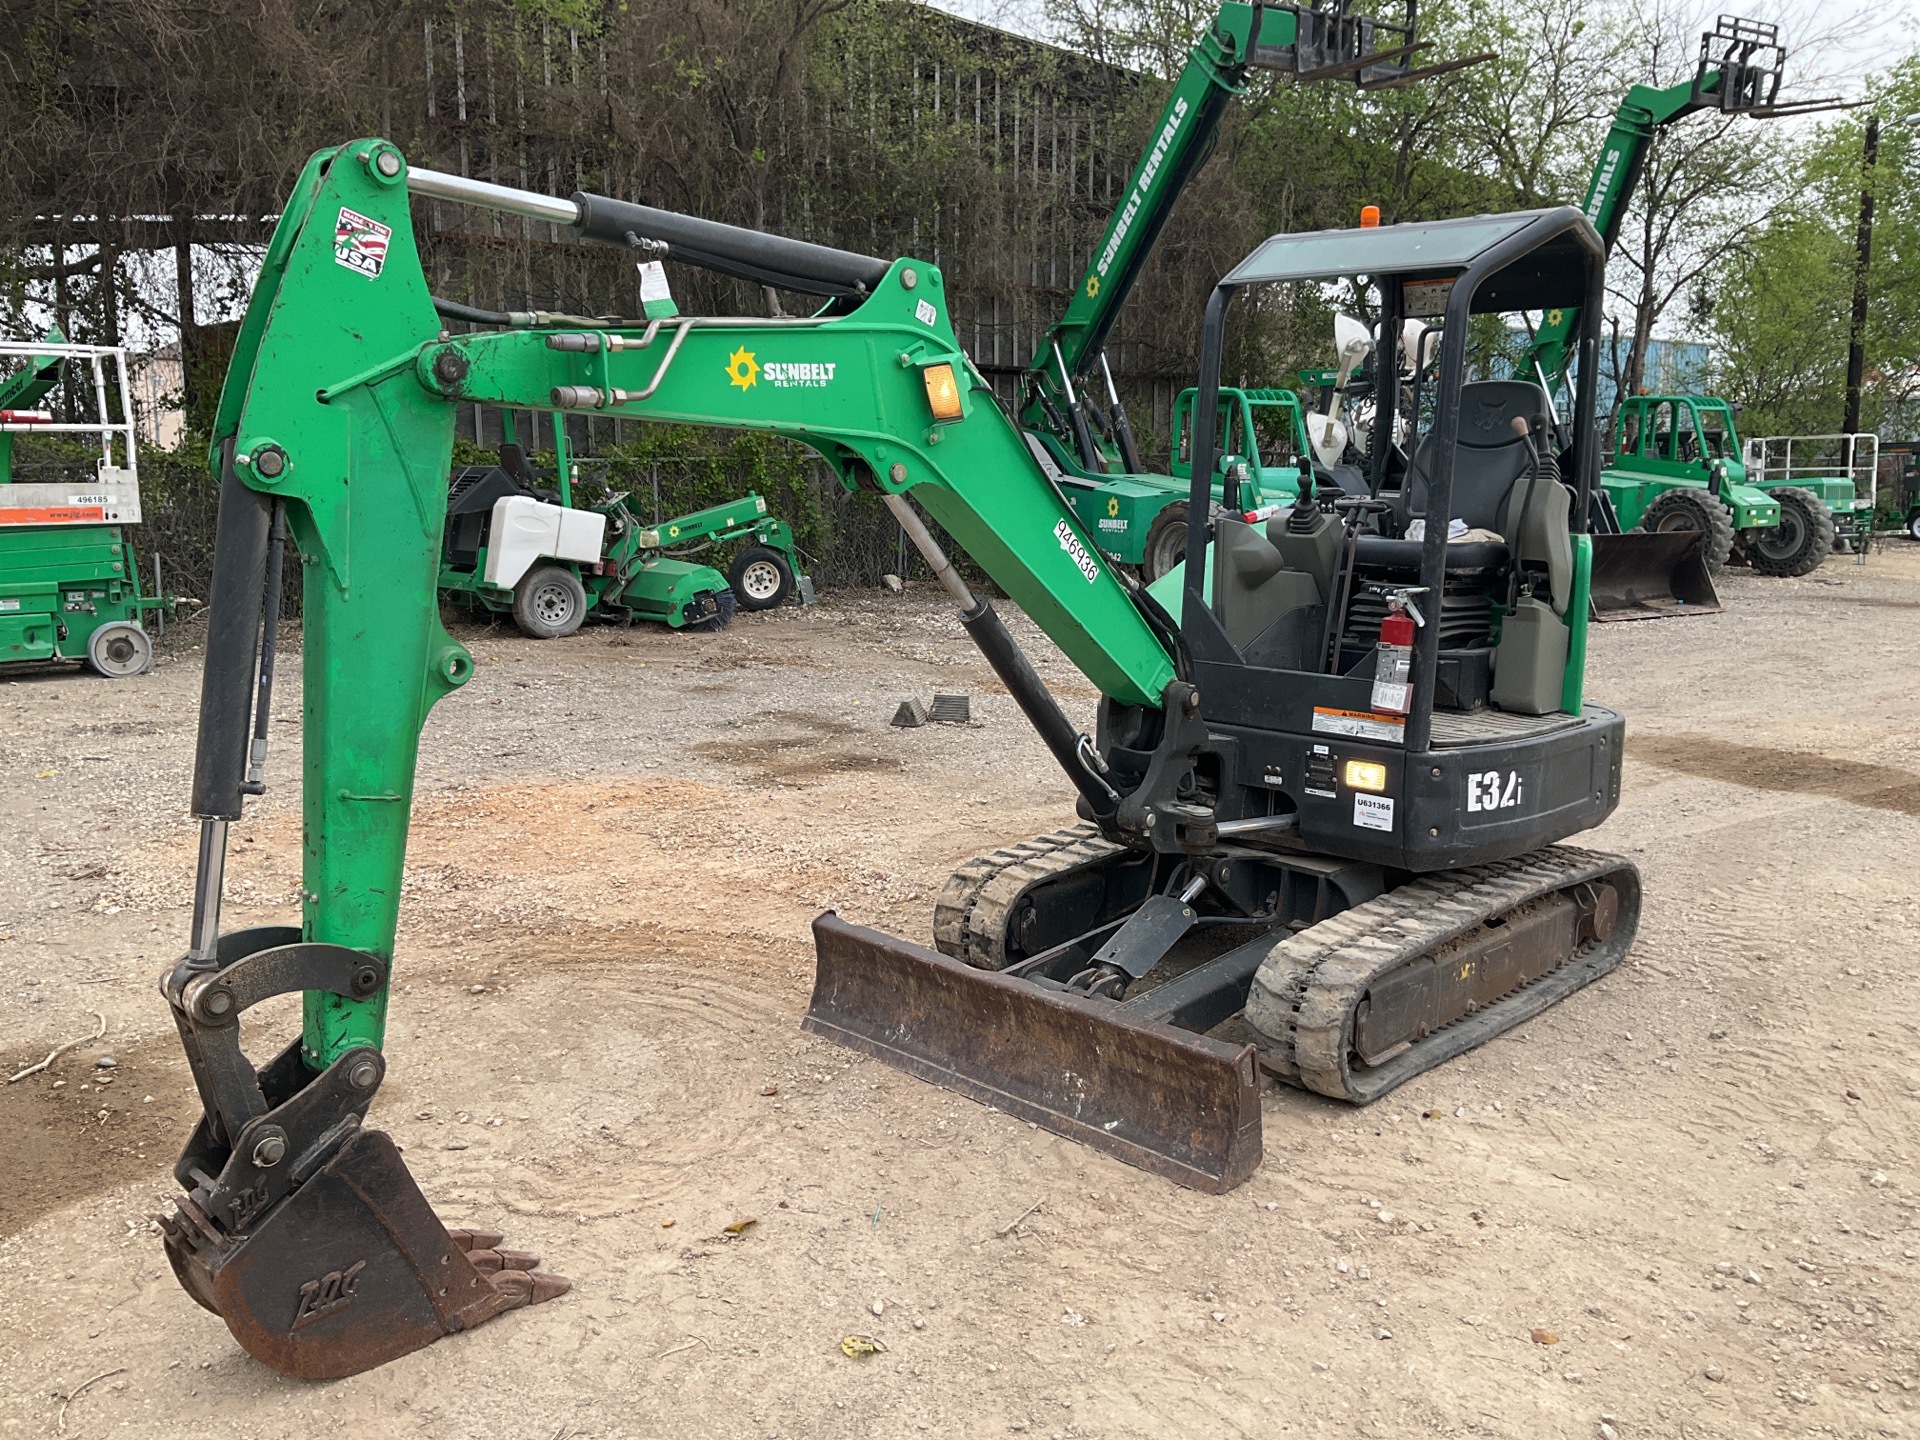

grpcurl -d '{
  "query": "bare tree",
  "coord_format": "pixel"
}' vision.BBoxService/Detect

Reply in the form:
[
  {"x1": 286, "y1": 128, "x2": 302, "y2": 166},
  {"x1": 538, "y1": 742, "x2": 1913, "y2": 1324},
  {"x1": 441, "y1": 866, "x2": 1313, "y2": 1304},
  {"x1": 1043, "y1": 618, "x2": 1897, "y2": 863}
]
[{"x1": 1447, "y1": 0, "x2": 1635, "y2": 205}]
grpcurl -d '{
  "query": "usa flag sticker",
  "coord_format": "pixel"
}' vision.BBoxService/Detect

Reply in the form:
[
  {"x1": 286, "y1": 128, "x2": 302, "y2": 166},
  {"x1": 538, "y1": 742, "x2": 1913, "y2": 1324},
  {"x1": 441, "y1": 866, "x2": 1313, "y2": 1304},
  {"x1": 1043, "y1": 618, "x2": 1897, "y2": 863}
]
[{"x1": 333, "y1": 207, "x2": 392, "y2": 279}]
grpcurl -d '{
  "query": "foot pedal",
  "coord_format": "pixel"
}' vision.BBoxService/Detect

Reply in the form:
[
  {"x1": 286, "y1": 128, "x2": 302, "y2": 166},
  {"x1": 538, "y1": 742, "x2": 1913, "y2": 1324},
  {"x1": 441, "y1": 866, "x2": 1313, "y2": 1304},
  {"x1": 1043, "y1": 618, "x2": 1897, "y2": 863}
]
[{"x1": 162, "y1": 1127, "x2": 568, "y2": 1380}]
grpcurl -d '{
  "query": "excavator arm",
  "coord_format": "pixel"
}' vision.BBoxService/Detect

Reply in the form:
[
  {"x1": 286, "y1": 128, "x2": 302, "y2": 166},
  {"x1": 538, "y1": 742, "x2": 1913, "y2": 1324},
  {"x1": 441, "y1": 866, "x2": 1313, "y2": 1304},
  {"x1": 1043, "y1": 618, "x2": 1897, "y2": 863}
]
[{"x1": 160, "y1": 140, "x2": 1203, "y2": 1378}]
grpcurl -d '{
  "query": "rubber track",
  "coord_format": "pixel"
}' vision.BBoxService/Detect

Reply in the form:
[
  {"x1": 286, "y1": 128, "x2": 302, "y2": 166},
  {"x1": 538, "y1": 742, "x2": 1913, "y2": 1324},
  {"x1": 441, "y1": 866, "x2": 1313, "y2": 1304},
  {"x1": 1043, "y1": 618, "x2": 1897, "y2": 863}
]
[
  {"x1": 1245, "y1": 845, "x2": 1640, "y2": 1103},
  {"x1": 931, "y1": 825, "x2": 1124, "y2": 970}
]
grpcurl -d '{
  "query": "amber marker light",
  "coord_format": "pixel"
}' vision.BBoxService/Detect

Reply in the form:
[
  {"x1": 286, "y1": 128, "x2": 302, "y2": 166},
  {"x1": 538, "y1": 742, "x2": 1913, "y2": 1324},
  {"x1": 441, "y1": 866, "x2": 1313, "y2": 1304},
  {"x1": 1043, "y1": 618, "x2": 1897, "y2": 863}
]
[{"x1": 923, "y1": 363, "x2": 964, "y2": 422}]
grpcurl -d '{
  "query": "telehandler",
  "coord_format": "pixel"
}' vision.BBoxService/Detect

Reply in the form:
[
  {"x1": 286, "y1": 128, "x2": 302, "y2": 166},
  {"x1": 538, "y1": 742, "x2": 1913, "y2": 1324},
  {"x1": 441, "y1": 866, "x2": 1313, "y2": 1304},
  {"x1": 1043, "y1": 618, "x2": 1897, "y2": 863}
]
[
  {"x1": 159, "y1": 99, "x2": 1635, "y2": 1394},
  {"x1": 1012, "y1": 0, "x2": 1485, "y2": 578},
  {"x1": 1512, "y1": 15, "x2": 1843, "y2": 616}
]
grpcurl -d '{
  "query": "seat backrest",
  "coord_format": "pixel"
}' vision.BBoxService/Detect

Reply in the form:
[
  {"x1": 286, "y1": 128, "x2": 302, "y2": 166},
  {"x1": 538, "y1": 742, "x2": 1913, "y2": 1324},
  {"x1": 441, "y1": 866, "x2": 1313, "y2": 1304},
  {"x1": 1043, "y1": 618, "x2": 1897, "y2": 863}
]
[{"x1": 1403, "y1": 380, "x2": 1547, "y2": 532}]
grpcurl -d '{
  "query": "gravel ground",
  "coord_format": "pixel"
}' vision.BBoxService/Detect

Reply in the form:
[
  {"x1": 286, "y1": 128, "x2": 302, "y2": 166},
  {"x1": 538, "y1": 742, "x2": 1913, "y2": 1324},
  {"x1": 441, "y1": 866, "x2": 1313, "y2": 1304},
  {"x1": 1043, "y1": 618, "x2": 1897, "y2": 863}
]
[{"x1": 2, "y1": 549, "x2": 1919, "y2": 1439}]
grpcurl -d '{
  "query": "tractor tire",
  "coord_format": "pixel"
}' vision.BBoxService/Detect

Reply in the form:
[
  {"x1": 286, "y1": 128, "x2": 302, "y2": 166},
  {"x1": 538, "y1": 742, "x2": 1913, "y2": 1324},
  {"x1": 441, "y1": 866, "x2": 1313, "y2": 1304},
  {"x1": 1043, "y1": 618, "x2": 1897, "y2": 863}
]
[
  {"x1": 511, "y1": 565, "x2": 588, "y2": 639},
  {"x1": 85, "y1": 621, "x2": 152, "y2": 678},
  {"x1": 728, "y1": 545, "x2": 794, "y2": 612},
  {"x1": 1634, "y1": 488, "x2": 1735, "y2": 574},
  {"x1": 1141, "y1": 503, "x2": 1191, "y2": 584},
  {"x1": 1746, "y1": 486, "x2": 1835, "y2": 578}
]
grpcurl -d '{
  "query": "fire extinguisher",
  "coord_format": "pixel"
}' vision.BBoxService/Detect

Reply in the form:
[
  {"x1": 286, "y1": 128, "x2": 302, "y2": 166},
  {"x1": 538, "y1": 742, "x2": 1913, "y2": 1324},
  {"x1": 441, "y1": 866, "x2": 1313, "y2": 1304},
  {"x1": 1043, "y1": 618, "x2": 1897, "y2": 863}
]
[{"x1": 1370, "y1": 586, "x2": 1427, "y2": 714}]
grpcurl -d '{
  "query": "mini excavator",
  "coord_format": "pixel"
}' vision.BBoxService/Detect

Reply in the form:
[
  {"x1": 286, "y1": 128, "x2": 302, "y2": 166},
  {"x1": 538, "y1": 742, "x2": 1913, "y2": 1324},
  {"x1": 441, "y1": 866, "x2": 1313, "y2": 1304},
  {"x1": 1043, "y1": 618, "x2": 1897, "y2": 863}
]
[{"x1": 156, "y1": 1, "x2": 1638, "y2": 1387}]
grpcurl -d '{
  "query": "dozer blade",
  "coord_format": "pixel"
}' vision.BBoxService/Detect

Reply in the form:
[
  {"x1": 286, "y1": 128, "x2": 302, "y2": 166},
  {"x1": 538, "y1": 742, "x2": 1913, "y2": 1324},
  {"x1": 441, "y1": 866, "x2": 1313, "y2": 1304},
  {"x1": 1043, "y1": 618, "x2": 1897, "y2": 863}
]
[
  {"x1": 1588, "y1": 531, "x2": 1723, "y2": 621},
  {"x1": 805, "y1": 912, "x2": 1262, "y2": 1193},
  {"x1": 160, "y1": 1127, "x2": 568, "y2": 1381}
]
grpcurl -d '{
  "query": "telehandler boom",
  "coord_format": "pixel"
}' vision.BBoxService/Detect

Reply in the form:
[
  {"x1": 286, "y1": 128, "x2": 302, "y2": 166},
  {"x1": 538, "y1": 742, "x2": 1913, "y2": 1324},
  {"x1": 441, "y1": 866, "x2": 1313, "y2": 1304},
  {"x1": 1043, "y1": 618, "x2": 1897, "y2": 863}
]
[
  {"x1": 161, "y1": 138, "x2": 1638, "y2": 1381},
  {"x1": 1015, "y1": 0, "x2": 1486, "y2": 575},
  {"x1": 1507, "y1": 15, "x2": 1845, "y2": 616}
]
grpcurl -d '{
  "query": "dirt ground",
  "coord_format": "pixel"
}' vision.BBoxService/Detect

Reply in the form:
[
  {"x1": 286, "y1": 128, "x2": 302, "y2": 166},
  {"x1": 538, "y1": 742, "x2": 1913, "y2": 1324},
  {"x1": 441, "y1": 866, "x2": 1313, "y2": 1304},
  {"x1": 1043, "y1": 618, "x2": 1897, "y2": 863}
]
[{"x1": 3, "y1": 547, "x2": 1920, "y2": 1440}]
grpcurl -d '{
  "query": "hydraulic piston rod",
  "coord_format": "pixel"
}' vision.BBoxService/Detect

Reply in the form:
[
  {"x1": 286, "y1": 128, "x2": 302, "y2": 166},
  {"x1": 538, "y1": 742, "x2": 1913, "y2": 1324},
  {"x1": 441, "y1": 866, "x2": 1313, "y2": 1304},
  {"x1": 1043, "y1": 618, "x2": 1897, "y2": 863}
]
[
  {"x1": 884, "y1": 495, "x2": 1119, "y2": 820},
  {"x1": 407, "y1": 166, "x2": 891, "y2": 298}
]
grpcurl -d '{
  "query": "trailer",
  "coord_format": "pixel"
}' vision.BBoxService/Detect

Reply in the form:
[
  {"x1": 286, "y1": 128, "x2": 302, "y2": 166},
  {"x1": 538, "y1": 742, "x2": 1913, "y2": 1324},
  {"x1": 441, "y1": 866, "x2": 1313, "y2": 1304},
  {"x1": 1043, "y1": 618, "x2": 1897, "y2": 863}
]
[{"x1": 0, "y1": 336, "x2": 171, "y2": 675}]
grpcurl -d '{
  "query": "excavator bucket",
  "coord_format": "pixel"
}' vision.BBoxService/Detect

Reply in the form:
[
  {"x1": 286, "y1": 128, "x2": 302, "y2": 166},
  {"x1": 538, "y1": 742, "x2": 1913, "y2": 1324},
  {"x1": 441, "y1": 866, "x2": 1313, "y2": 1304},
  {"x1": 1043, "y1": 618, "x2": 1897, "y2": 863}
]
[
  {"x1": 1587, "y1": 531, "x2": 1722, "y2": 621},
  {"x1": 804, "y1": 913, "x2": 1263, "y2": 1193},
  {"x1": 160, "y1": 1127, "x2": 566, "y2": 1381},
  {"x1": 156, "y1": 931, "x2": 569, "y2": 1381}
]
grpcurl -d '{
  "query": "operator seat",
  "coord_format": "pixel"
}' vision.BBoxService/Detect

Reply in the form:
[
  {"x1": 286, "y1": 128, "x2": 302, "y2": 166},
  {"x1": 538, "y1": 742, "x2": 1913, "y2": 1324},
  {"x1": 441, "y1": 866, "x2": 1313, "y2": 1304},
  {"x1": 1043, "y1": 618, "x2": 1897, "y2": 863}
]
[
  {"x1": 1350, "y1": 381, "x2": 1573, "y2": 604},
  {"x1": 1341, "y1": 381, "x2": 1577, "y2": 714}
]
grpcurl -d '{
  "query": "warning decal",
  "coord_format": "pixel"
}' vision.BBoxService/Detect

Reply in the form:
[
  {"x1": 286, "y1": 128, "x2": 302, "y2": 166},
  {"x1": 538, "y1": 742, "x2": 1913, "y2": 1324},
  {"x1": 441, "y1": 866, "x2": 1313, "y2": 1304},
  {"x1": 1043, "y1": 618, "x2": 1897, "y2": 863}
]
[
  {"x1": 334, "y1": 207, "x2": 392, "y2": 279},
  {"x1": 1311, "y1": 706, "x2": 1406, "y2": 745}
]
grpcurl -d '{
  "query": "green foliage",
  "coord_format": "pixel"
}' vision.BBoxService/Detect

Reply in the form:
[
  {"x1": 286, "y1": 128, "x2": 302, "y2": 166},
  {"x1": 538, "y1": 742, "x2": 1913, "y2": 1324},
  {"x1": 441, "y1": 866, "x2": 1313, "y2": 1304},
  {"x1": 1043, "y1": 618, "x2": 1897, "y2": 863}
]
[
  {"x1": 512, "y1": 0, "x2": 605, "y2": 34},
  {"x1": 1707, "y1": 55, "x2": 1920, "y2": 437}
]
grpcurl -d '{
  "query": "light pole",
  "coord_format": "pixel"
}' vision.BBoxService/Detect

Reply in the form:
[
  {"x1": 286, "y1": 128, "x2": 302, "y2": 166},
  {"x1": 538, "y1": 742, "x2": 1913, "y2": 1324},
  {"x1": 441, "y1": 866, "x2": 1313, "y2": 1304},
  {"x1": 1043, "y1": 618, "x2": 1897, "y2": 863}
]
[{"x1": 1844, "y1": 111, "x2": 1920, "y2": 435}]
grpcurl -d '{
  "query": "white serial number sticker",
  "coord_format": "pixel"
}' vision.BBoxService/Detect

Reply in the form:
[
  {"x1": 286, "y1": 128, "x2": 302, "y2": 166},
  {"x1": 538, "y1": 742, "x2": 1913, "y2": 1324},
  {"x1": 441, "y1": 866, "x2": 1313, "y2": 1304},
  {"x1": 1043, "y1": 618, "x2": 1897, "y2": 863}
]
[
  {"x1": 1054, "y1": 519, "x2": 1100, "y2": 583},
  {"x1": 1465, "y1": 769, "x2": 1525, "y2": 812},
  {"x1": 1353, "y1": 794, "x2": 1395, "y2": 831}
]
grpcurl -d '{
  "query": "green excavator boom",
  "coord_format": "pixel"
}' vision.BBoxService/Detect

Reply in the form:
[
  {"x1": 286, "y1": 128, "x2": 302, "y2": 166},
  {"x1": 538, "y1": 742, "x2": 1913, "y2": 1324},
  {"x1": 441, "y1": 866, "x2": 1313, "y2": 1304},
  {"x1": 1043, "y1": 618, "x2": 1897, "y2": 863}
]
[{"x1": 160, "y1": 141, "x2": 1198, "y2": 1380}]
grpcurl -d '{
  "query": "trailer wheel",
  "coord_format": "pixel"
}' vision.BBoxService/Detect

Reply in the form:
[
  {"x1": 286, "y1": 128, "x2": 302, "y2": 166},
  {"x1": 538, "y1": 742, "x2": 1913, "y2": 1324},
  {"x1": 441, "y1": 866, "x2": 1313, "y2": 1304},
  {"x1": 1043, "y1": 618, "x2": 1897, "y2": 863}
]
[
  {"x1": 1142, "y1": 503, "x2": 1190, "y2": 583},
  {"x1": 511, "y1": 566, "x2": 587, "y2": 639},
  {"x1": 1907, "y1": 509, "x2": 1920, "y2": 542},
  {"x1": 86, "y1": 621, "x2": 152, "y2": 678},
  {"x1": 728, "y1": 546, "x2": 794, "y2": 611},
  {"x1": 1634, "y1": 488, "x2": 1735, "y2": 574},
  {"x1": 1746, "y1": 486, "x2": 1835, "y2": 578}
]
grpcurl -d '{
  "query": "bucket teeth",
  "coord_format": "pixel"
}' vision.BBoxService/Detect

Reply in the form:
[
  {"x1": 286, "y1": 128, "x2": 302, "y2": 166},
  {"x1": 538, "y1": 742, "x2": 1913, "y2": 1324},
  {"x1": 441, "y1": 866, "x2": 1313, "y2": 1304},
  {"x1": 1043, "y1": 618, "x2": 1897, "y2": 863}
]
[
  {"x1": 447, "y1": 1227, "x2": 506, "y2": 1252},
  {"x1": 489, "y1": 1267, "x2": 573, "y2": 1308},
  {"x1": 465, "y1": 1247, "x2": 541, "y2": 1274}
]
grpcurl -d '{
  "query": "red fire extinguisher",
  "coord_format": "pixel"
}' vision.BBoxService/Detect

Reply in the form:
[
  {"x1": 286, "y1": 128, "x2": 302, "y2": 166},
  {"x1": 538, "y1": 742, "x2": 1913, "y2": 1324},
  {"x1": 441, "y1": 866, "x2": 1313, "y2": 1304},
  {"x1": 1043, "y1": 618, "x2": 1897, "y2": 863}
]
[{"x1": 1370, "y1": 588, "x2": 1426, "y2": 714}]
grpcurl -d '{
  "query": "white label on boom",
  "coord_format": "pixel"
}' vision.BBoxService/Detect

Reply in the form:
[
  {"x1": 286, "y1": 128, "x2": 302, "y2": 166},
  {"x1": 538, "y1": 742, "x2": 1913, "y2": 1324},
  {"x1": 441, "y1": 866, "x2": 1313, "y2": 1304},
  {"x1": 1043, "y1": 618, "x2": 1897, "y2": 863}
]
[{"x1": 1053, "y1": 519, "x2": 1100, "y2": 584}]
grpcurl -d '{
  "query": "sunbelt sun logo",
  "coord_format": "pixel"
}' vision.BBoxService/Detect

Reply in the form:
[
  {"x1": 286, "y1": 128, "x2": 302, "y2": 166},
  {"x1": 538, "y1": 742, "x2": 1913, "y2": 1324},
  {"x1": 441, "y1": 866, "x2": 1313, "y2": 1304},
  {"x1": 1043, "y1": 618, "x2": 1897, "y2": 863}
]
[{"x1": 726, "y1": 347, "x2": 760, "y2": 389}]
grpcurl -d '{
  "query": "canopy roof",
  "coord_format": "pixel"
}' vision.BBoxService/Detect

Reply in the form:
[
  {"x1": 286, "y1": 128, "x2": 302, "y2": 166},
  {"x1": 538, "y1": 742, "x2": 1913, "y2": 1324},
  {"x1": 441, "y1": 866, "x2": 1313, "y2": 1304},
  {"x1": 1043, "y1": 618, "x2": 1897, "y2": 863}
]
[{"x1": 1223, "y1": 206, "x2": 1602, "y2": 314}]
